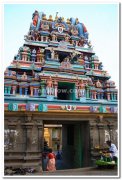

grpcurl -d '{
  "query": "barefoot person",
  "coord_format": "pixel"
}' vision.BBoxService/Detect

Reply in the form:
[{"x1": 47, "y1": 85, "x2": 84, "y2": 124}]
[{"x1": 46, "y1": 149, "x2": 56, "y2": 172}]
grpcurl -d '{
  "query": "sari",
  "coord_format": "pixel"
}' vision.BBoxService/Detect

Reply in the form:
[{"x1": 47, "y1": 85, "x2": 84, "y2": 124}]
[{"x1": 46, "y1": 152, "x2": 56, "y2": 171}]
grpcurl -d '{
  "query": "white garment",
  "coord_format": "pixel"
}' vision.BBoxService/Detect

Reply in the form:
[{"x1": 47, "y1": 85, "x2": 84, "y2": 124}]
[{"x1": 109, "y1": 143, "x2": 118, "y2": 158}]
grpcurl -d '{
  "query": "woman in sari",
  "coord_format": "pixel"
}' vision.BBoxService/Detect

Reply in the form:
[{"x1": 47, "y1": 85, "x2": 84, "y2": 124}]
[{"x1": 46, "y1": 149, "x2": 56, "y2": 172}]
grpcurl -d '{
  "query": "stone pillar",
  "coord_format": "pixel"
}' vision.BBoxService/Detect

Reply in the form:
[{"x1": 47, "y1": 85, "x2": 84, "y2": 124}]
[
  {"x1": 97, "y1": 93, "x2": 100, "y2": 99},
  {"x1": 107, "y1": 93, "x2": 110, "y2": 101},
  {"x1": 31, "y1": 125, "x2": 38, "y2": 151},
  {"x1": 86, "y1": 88, "x2": 90, "y2": 99},
  {"x1": 38, "y1": 122, "x2": 43, "y2": 172},
  {"x1": 54, "y1": 81, "x2": 58, "y2": 98},
  {"x1": 111, "y1": 93, "x2": 114, "y2": 100},
  {"x1": 7, "y1": 124, "x2": 17, "y2": 150},
  {"x1": 30, "y1": 87, "x2": 33, "y2": 96},
  {"x1": 45, "y1": 36, "x2": 48, "y2": 42},
  {"x1": 34, "y1": 88, "x2": 36, "y2": 96},
  {"x1": 12, "y1": 86, "x2": 16, "y2": 95},
  {"x1": 19, "y1": 87, "x2": 22, "y2": 95},
  {"x1": 4, "y1": 86, "x2": 7, "y2": 94},
  {"x1": 94, "y1": 92, "x2": 97, "y2": 99},
  {"x1": 109, "y1": 124, "x2": 116, "y2": 143},
  {"x1": 89, "y1": 124, "x2": 95, "y2": 149},
  {"x1": 91, "y1": 92, "x2": 93, "y2": 99},
  {"x1": 113, "y1": 93, "x2": 117, "y2": 100},
  {"x1": 75, "y1": 41, "x2": 78, "y2": 46},
  {"x1": 22, "y1": 54, "x2": 24, "y2": 61},
  {"x1": 40, "y1": 81, "x2": 46, "y2": 97},
  {"x1": 75, "y1": 82, "x2": 79, "y2": 99},
  {"x1": 89, "y1": 121, "x2": 98, "y2": 166},
  {"x1": 26, "y1": 125, "x2": 33, "y2": 151},
  {"x1": 97, "y1": 124, "x2": 105, "y2": 147},
  {"x1": 41, "y1": 36, "x2": 43, "y2": 41},
  {"x1": 38, "y1": 124, "x2": 43, "y2": 152},
  {"x1": 25, "y1": 88, "x2": 28, "y2": 95},
  {"x1": 8, "y1": 86, "x2": 11, "y2": 94},
  {"x1": 101, "y1": 93, "x2": 104, "y2": 99},
  {"x1": 15, "y1": 122, "x2": 25, "y2": 151},
  {"x1": 36, "y1": 88, "x2": 39, "y2": 96},
  {"x1": 113, "y1": 93, "x2": 115, "y2": 100}
]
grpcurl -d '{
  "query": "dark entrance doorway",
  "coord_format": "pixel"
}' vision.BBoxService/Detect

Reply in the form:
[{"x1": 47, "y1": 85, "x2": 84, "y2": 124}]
[
  {"x1": 57, "y1": 82, "x2": 76, "y2": 100},
  {"x1": 42, "y1": 121, "x2": 90, "y2": 171}
]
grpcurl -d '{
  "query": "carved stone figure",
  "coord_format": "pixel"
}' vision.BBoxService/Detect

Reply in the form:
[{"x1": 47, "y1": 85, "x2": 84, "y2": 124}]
[
  {"x1": 50, "y1": 48, "x2": 55, "y2": 59},
  {"x1": 87, "y1": 40, "x2": 93, "y2": 48},
  {"x1": 48, "y1": 15, "x2": 53, "y2": 21},
  {"x1": 70, "y1": 17, "x2": 88, "y2": 39},
  {"x1": 37, "y1": 48, "x2": 45, "y2": 63},
  {"x1": 96, "y1": 80, "x2": 102, "y2": 88},
  {"x1": 21, "y1": 72, "x2": 27, "y2": 80},
  {"x1": 32, "y1": 10, "x2": 39, "y2": 27},
  {"x1": 65, "y1": 35, "x2": 70, "y2": 42},
  {"x1": 78, "y1": 80, "x2": 85, "y2": 97},
  {"x1": 66, "y1": 18, "x2": 71, "y2": 25},
  {"x1": 51, "y1": 34, "x2": 57, "y2": 41},
  {"x1": 42, "y1": 15, "x2": 47, "y2": 20},
  {"x1": 41, "y1": 22, "x2": 49, "y2": 31},
  {"x1": 60, "y1": 56, "x2": 72, "y2": 69},
  {"x1": 54, "y1": 52, "x2": 59, "y2": 60},
  {"x1": 71, "y1": 26, "x2": 78, "y2": 36},
  {"x1": 46, "y1": 76, "x2": 53, "y2": 95}
]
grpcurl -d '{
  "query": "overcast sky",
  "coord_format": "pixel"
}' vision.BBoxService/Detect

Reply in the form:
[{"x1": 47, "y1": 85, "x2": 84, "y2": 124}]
[{"x1": 3, "y1": 3, "x2": 119, "y2": 88}]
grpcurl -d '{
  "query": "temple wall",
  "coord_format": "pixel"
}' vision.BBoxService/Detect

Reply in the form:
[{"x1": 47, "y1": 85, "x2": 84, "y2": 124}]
[
  {"x1": 4, "y1": 112, "x2": 117, "y2": 173},
  {"x1": 89, "y1": 116, "x2": 118, "y2": 166},
  {"x1": 4, "y1": 114, "x2": 44, "y2": 173}
]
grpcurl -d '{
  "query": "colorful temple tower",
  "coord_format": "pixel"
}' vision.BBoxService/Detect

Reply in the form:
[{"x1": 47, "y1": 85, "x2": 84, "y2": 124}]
[{"x1": 4, "y1": 10, "x2": 118, "y2": 172}]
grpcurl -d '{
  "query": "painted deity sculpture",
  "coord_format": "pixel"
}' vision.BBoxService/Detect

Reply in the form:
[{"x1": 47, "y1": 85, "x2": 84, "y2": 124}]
[
  {"x1": 66, "y1": 18, "x2": 71, "y2": 25},
  {"x1": 32, "y1": 10, "x2": 39, "y2": 26},
  {"x1": 60, "y1": 57, "x2": 72, "y2": 69},
  {"x1": 65, "y1": 35, "x2": 70, "y2": 42},
  {"x1": 30, "y1": 11, "x2": 46, "y2": 31},
  {"x1": 77, "y1": 54, "x2": 84, "y2": 65},
  {"x1": 37, "y1": 48, "x2": 45, "y2": 63},
  {"x1": 50, "y1": 48, "x2": 55, "y2": 59},
  {"x1": 70, "y1": 17, "x2": 88, "y2": 39},
  {"x1": 21, "y1": 72, "x2": 27, "y2": 80},
  {"x1": 51, "y1": 33, "x2": 57, "y2": 41},
  {"x1": 78, "y1": 80, "x2": 85, "y2": 98},
  {"x1": 96, "y1": 80, "x2": 102, "y2": 88},
  {"x1": 19, "y1": 46, "x2": 31, "y2": 61},
  {"x1": 87, "y1": 41, "x2": 93, "y2": 48},
  {"x1": 48, "y1": 15, "x2": 53, "y2": 21},
  {"x1": 46, "y1": 76, "x2": 53, "y2": 95},
  {"x1": 54, "y1": 52, "x2": 59, "y2": 60},
  {"x1": 40, "y1": 21, "x2": 49, "y2": 31},
  {"x1": 31, "y1": 49, "x2": 37, "y2": 62},
  {"x1": 71, "y1": 26, "x2": 78, "y2": 36}
]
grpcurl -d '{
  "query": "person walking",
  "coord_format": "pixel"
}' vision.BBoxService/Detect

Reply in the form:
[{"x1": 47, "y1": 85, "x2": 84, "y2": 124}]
[{"x1": 46, "y1": 149, "x2": 56, "y2": 172}]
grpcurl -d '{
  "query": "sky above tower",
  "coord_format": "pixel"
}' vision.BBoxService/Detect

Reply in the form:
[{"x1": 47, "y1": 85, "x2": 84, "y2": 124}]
[{"x1": 3, "y1": 3, "x2": 119, "y2": 88}]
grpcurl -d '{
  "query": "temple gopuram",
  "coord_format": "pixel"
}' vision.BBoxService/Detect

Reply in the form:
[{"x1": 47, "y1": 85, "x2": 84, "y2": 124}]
[{"x1": 4, "y1": 10, "x2": 118, "y2": 173}]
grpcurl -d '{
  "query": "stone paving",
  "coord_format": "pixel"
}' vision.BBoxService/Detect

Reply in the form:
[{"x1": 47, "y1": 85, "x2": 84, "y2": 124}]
[{"x1": 42, "y1": 167, "x2": 118, "y2": 176}]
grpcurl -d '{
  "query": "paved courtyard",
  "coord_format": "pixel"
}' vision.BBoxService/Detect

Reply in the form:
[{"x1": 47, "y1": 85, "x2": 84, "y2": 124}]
[{"x1": 42, "y1": 167, "x2": 118, "y2": 176}]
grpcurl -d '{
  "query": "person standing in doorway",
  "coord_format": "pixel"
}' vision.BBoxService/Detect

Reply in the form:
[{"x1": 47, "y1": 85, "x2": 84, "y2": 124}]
[{"x1": 46, "y1": 149, "x2": 56, "y2": 172}]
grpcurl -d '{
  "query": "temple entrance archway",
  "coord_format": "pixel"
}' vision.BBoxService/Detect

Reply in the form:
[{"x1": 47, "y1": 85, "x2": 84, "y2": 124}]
[{"x1": 42, "y1": 120, "x2": 90, "y2": 170}]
